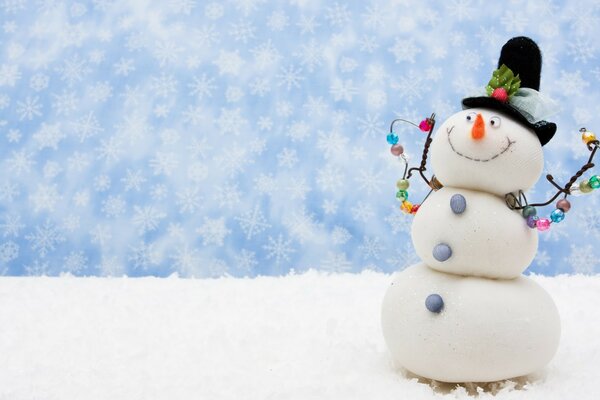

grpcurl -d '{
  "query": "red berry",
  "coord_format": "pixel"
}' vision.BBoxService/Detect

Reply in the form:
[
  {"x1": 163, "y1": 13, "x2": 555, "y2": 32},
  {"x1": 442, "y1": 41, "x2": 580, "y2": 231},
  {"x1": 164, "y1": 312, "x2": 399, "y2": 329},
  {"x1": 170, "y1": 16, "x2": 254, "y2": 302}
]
[{"x1": 491, "y1": 87, "x2": 508, "y2": 103}]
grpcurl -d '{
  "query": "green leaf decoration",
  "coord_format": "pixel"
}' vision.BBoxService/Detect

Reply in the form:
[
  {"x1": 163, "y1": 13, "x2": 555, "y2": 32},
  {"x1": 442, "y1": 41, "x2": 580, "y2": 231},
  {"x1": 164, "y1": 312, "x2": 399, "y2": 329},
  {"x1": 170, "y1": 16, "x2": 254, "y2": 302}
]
[{"x1": 485, "y1": 64, "x2": 521, "y2": 97}]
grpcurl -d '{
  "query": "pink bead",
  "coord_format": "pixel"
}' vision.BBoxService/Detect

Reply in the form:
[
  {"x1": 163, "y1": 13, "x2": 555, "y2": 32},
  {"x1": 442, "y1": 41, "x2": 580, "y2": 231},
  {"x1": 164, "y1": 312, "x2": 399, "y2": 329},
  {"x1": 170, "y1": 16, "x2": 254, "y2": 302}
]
[
  {"x1": 390, "y1": 144, "x2": 404, "y2": 156},
  {"x1": 556, "y1": 199, "x2": 571, "y2": 212},
  {"x1": 419, "y1": 119, "x2": 432, "y2": 132},
  {"x1": 536, "y1": 218, "x2": 551, "y2": 231}
]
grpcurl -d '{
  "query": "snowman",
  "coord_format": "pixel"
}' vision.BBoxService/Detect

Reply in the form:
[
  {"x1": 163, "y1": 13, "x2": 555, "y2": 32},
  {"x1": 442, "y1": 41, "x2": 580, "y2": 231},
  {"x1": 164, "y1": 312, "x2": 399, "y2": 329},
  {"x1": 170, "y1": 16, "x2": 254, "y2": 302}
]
[{"x1": 381, "y1": 37, "x2": 562, "y2": 383}]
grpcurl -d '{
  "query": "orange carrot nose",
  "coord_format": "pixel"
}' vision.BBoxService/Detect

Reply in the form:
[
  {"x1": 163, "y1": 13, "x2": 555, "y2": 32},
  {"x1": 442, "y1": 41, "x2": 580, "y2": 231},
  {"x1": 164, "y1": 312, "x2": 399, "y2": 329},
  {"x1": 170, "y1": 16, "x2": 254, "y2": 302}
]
[{"x1": 471, "y1": 113, "x2": 485, "y2": 140}]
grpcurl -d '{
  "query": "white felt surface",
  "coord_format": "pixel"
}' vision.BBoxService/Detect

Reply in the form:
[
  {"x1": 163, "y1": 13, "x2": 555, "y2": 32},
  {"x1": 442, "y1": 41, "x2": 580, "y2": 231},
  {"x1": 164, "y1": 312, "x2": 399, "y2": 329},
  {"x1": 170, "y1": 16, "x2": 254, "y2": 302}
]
[{"x1": 0, "y1": 272, "x2": 599, "y2": 400}]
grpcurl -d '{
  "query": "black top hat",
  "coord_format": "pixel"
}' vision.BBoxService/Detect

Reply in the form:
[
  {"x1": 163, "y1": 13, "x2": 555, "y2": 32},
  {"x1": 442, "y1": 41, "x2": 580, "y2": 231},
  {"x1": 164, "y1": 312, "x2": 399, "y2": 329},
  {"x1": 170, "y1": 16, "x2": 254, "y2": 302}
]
[{"x1": 462, "y1": 36, "x2": 557, "y2": 146}]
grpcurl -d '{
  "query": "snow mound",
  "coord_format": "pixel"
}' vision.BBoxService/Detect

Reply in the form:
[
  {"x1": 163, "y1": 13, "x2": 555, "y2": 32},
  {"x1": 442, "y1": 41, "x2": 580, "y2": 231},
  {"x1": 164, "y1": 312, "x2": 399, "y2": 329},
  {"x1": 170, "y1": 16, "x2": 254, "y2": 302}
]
[{"x1": 0, "y1": 272, "x2": 599, "y2": 399}]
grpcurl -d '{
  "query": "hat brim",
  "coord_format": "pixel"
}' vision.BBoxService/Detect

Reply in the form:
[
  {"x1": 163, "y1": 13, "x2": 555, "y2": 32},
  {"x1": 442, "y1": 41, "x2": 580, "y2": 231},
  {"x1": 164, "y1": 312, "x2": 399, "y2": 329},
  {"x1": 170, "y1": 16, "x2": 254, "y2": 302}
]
[{"x1": 462, "y1": 96, "x2": 556, "y2": 146}]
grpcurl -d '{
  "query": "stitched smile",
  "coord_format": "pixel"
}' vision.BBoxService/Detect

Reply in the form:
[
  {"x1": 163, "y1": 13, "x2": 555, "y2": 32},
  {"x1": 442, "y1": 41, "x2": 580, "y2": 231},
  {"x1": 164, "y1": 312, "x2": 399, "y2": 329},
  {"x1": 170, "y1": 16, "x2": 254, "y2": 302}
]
[{"x1": 446, "y1": 126, "x2": 515, "y2": 162}]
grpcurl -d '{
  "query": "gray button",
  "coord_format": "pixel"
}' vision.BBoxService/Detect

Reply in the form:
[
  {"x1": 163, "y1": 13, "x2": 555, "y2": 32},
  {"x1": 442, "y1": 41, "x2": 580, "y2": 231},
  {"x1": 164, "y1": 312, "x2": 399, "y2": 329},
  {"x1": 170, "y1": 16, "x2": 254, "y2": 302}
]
[
  {"x1": 450, "y1": 194, "x2": 466, "y2": 214},
  {"x1": 433, "y1": 243, "x2": 452, "y2": 262}
]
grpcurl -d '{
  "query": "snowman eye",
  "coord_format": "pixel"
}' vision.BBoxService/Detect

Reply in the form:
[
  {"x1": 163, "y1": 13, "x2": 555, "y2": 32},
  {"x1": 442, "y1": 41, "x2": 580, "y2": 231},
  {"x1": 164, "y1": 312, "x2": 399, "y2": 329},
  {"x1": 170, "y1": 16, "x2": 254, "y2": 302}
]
[
  {"x1": 466, "y1": 112, "x2": 477, "y2": 122},
  {"x1": 490, "y1": 116, "x2": 501, "y2": 128}
]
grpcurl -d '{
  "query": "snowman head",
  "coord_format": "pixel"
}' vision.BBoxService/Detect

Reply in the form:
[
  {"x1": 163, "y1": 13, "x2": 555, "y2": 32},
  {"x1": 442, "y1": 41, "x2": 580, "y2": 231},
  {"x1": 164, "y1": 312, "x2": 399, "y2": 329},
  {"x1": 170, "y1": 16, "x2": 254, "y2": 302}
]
[
  {"x1": 430, "y1": 108, "x2": 544, "y2": 196},
  {"x1": 429, "y1": 37, "x2": 558, "y2": 197}
]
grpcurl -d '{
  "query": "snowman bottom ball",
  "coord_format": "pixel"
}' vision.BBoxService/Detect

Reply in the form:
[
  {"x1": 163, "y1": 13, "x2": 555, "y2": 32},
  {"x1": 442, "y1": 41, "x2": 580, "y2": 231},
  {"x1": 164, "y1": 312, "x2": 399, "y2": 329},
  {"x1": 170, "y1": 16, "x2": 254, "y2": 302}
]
[{"x1": 381, "y1": 263, "x2": 560, "y2": 383}]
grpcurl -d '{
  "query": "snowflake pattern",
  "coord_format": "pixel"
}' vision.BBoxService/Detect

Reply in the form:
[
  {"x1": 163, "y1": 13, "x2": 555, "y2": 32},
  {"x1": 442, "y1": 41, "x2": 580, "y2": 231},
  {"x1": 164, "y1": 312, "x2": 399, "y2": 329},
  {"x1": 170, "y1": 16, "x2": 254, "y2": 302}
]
[{"x1": 0, "y1": 1, "x2": 598, "y2": 276}]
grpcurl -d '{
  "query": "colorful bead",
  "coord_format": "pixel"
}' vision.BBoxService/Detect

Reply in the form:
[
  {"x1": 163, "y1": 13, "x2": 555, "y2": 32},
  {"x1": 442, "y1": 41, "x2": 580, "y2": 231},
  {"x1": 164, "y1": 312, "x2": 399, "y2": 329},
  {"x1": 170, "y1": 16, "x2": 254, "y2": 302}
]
[
  {"x1": 550, "y1": 209, "x2": 565, "y2": 223},
  {"x1": 419, "y1": 119, "x2": 432, "y2": 132},
  {"x1": 411, "y1": 204, "x2": 420, "y2": 214},
  {"x1": 396, "y1": 179, "x2": 410, "y2": 190},
  {"x1": 390, "y1": 144, "x2": 404, "y2": 156},
  {"x1": 386, "y1": 133, "x2": 399, "y2": 145},
  {"x1": 589, "y1": 175, "x2": 600, "y2": 189},
  {"x1": 400, "y1": 200, "x2": 413, "y2": 213},
  {"x1": 522, "y1": 205, "x2": 537, "y2": 218},
  {"x1": 536, "y1": 218, "x2": 551, "y2": 231},
  {"x1": 582, "y1": 130, "x2": 596, "y2": 144},
  {"x1": 580, "y1": 180, "x2": 593, "y2": 193},
  {"x1": 557, "y1": 199, "x2": 571, "y2": 212},
  {"x1": 396, "y1": 190, "x2": 408, "y2": 201},
  {"x1": 526, "y1": 215, "x2": 539, "y2": 229}
]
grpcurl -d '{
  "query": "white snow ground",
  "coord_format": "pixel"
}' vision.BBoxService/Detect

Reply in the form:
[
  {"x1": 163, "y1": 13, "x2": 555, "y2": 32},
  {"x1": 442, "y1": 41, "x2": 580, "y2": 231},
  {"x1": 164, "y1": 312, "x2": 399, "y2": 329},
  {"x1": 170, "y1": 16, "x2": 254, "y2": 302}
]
[{"x1": 0, "y1": 272, "x2": 599, "y2": 400}]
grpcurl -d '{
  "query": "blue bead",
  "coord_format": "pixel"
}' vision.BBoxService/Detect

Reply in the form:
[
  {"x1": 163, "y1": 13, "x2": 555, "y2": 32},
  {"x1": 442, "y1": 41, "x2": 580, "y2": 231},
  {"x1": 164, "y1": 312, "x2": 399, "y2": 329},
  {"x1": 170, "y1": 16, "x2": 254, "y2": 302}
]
[
  {"x1": 550, "y1": 209, "x2": 565, "y2": 223},
  {"x1": 432, "y1": 243, "x2": 452, "y2": 262},
  {"x1": 425, "y1": 294, "x2": 444, "y2": 313},
  {"x1": 386, "y1": 133, "x2": 399, "y2": 145},
  {"x1": 450, "y1": 194, "x2": 466, "y2": 214}
]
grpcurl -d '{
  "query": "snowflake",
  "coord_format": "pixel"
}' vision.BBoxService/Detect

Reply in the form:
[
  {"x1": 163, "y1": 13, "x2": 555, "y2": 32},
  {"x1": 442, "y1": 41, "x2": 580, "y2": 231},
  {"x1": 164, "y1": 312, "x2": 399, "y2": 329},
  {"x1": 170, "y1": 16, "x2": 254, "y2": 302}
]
[
  {"x1": 0, "y1": 181, "x2": 19, "y2": 202},
  {"x1": 96, "y1": 136, "x2": 123, "y2": 164},
  {"x1": 149, "y1": 151, "x2": 179, "y2": 176},
  {"x1": 101, "y1": 195, "x2": 126, "y2": 218},
  {"x1": 196, "y1": 217, "x2": 230, "y2": 246},
  {"x1": 263, "y1": 234, "x2": 295, "y2": 265},
  {"x1": 500, "y1": 10, "x2": 528, "y2": 32},
  {"x1": 358, "y1": 35, "x2": 379, "y2": 53},
  {"x1": 445, "y1": 0, "x2": 474, "y2": 21},
  {"x1": 1, "y1": 0, "x2": 26, "y2": 14},
  {"x1": 277, "y1": 65, "x2": 304, "y2": 90},
  {"x1": 277, "y1": 148, "x2": 299, "y2": 168},
  {"x1": 176, "y1": 187, "x2": 203, "y2": 214},
  {"x1": 564, "y1": 244, "x2": 598, "y2": 274},
  {"x1": 87, "y1": 81, "x2": 113, "y2": 102},
  {"x1": 321, "y1": 251, "x2": 352, "y2": 273},
  {"x1": 6, "y1": 150, "x2": 35, "y2": 175},
  {"x1": 267, "y1": 10, "x2": 288, "y2": 31},
  {"x1": 0, "y1": 214, "x2": 24, "y2": 237},
  {"x1": 132, "y1": 206, "x2": 166, "y2": 235},
  {"x1": 129, "y1": 241, "x2": 161, "y2": 271},
  {"x1": 188, "y1": 74, "x2": 216, "y2": 98},
  {"x1": 386, "y1": 242, "x2": 419, "y2": 271},
  {"x1": 283, "y1": 208, "x2": 320, "y2": 244},
  {"x1": 235, "y1": 249, "x2": 258, "y2": 273},
  {"x1": 358, "y1": 236, "x2": 385, "y2": 260},
  {"x1": 297, "y1": 15, "x2": 319, "y2": 35},
  {"x1": 351, "y1": 202, "x2": 375, "y2": 223},
  {"x1": 170, "y1": 0, "x2": 196, "y2": 14},
  {"x1": 99, "y1": 256, "x2": 124, "y2": 277},
  {"x1": 249, "y1": 77, "x2": 271, "y2": 96},
  {"x1": 205, "y1": 2, "x2": 224, "y2": 19},
  {"x1": 329, "y1": 79, "x2": 357, "y2": 102},
  {"x1": 235, "y1": 205, "x2": 271, "y2": 239},
  {"x1": 391, "y1": 71, "x2": 427, "y2": 103},
  {"x1": 362, "y1": 5, "x2": 386, "y2": 29},
  {"x1": 214, "y1": 50, "x2": 245, "y2": 75},
  {"x1": 56, "y1": 55, "x2": 90, "y2": 86},
  {"x1": 113, "y1": 58, "x2": 135, "y2": 76},
  {"x1": 171, "y1": 245, "x2": 201, "y2": 276},
  {"x1": 384, "y1": 207, "x2": 411, "y2": 235},
  {"x1": 25, "y1": 220, "x2": 65, "y2": 258},
  {"x1": 303, "y1": 96, "x2": 328, "y2": 117},
  {"x1": 317, "y1": 130, "x2": 348, "y2": 159},
  {"x1": 286, "y1": 120, "x2": 311, "y2": 142},
  {"x1": 357, "y1": 114, "x2": 384, "y2": 138},
  {"x1": 229, "y1": 19, "x2": 256, "y2": 43},
  {"x1": 534, "y1": 250, "x2": 551, "y2": 267},
  {"x1": 64, "y1": 251, "x2": 88, "y2": 274},
  {"x1": 121, "y1": 169, "x2": 146, "y2": 192},
  {"x1": 24, "y1": 260, "x2": 51, "y2": 276},
  {"x1": 16, "y1": 96, "x2": 42, "y2": 120},
  {"x1": 325, "y1": 3, "x2": 351, "y2": 27},
  {"x1": 153, "y1": 41, "x2": 183, "y2": 67},
  {"x1": 217, "y1": 108, "x2": 248, "y2": 135},
  {"x1": 323, "y1": 199, "x2": 338, "y2": 215},
  {"x1": 90, "y1": 225, "x2": 112, "y2": 247},
  {"x1": 355, "y1": 169, "x2": 384, "y2": 196},
  {"x1": 0, "y1": 240, "x2": 18, "y2": 263},
  {"x1": 71, "y1": 112, "x2": 103, "y2": 142},
  {"x1": 214, "y1": 184, "x2": 241, "y2": 209},
  {"x1": 30, "y1": 184, "x2": 61, "y2": 213},
  {"x1": 331, "y1": 226, "x2": 351, "y2": 245},
  {"x1": 388, "y1": 38, "x2": 420, "y2": 64},
  {"x1": 294, "y1": 39, "x2": 323, "y2": 72},
  {"x1": 316, "y1": 165, "x2": 345, "y2": 192},
  {"x1": 150, "y1": 73, "x2": 178, "y2": 98},
  {"x1": 0, "y1": 63, "x2": 21, "y2": 86},
  {"x1": 33, "y1": 123, "x2": 66, "y2": 150},
  {"x1": 51, "y1": 90, "x2": 78, "y2": 115}
]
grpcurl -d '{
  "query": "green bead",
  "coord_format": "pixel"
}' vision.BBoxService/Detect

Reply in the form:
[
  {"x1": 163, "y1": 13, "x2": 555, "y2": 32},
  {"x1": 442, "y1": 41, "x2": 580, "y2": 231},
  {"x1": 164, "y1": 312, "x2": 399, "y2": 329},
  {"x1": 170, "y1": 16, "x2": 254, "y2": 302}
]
[
  {"x1": 590, "y1": 175, "x2": 600, "y2": 189},
  {"x1": 396, "y1": 179, "x2": 410, "y2": 190},
  {"x1": 396, "y1": 190, "x2": 408, "y2": 201},
  {"x1": 522, "y1": 205, "x2": 537, "y2": 218},
  {"x1": 580, "y1": 180, "x2": 593, "y2": 193}
]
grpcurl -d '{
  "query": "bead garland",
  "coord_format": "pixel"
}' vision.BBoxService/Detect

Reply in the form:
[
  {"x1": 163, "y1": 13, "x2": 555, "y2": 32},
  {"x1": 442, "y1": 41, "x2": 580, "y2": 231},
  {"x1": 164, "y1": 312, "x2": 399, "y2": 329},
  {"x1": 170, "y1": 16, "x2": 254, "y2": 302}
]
[
  {"x1": 520, "y1": 128, "x2": 598, "y2": 232},
  {"x1": 387, "y1": 117, "x2": 432, "y2": 215}
]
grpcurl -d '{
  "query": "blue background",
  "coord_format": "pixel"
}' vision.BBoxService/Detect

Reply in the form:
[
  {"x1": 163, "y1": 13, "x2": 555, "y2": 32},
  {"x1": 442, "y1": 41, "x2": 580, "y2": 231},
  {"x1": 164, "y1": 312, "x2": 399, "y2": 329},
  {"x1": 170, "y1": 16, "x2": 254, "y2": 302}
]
[{"x1": 0, "y1": 0, "x2": 599, "y2": 277}]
